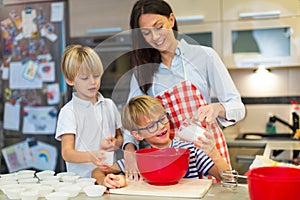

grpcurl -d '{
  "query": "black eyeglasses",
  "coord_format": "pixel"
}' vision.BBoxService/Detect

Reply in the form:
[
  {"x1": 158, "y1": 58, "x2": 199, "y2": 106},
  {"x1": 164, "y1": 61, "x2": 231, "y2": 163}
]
[{"x1": 137, "y1": 113, "x2": 169, "y2": 133}]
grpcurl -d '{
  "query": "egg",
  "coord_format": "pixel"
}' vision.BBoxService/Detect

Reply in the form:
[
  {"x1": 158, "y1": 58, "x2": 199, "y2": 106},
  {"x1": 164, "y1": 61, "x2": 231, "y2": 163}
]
[{"x1": 115, "y1": 174, "x2": 126, "y2": 188}]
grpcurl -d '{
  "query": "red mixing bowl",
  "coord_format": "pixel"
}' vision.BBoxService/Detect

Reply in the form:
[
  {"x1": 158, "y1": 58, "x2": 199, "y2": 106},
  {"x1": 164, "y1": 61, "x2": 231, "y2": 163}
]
[
  {"x1": 135, "y1": 148, "x2": 190, "y2": 186},
  {"x1": 247, "y1": 166, "x2": 300, "y2": 200}
]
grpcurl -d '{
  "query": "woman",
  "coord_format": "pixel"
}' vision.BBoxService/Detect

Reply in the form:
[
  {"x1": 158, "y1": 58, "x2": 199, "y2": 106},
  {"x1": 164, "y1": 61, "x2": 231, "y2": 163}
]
[{"x1": 123, "y1": 0, "x2": 245, "y2": 179}]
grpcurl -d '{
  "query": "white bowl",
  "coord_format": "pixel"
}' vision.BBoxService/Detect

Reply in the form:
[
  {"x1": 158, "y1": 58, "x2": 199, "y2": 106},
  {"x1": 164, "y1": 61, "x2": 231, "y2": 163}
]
[
  {"x1": 0, "y1": 173, "x2": 17, "y2": 180},
  {"x1": 104, "y1": 151, "x2": 114, "y2": 166},
  {"x1": 36, "y1": 170, "x2": 55, "y2": 180},
  {"x1": 41, "y1": 175, "x2": 60, "y2": 181},
  {"x1": 61, "y1": 175, "x2": 80, "y2": 183},
  {"x1": 45, "y1": 191, "x2": 70, "y2": 200},
  {"x1": 18, "y1": 177, "x2": 39, "y2": 184},
  {"x1": 1, "y1": 184, "x2": 22, "y2": 195},
  {"x1": 5, "y1": 187, "x2": 24, "y2": 200},
  {"x1": 17, "y1": 173, "x2": 35, "y2": 179},
  {"x1": 52, "y1": 182, "x2": 73, "y2": 191},
  {"x1": 21, "y1": 189, "x2": 39, "y2": 200},
  {"x1": 56, "y1": 172, "x2": 77, "y2": 180},
  {"x1": 20, "y1": 183, "x2": 40, "y2": 190},
  {"x1": 75, "y1": 181, "x2": 95, "y2": 193},
  {"x1": 0, "y1": 179, "x2": 18, "y2": 188},
  {"x1": 57, "y1": 185, "x2": 81, "y2": 197},
  {"x1": 83, "y1": 185, "x2": 106, "y2": 197},
  {"x1": 17, "y1": 170, "x2": 36, "y2": 176},
  {"x1": 76, "y1": 177, "x2": 96, "y2": 184},
  {"x1": 37, "y1": 185, "x2": 54, "y2": 197},
  {"x1": 40, "y1": 179, "x2": 60, "y2": 185}
]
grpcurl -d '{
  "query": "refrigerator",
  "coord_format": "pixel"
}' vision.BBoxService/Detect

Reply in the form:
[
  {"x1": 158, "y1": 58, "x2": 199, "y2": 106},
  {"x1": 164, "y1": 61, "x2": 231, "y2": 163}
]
[{"x1": 0, "y1": 0, "x2": 68, "y2": 173}]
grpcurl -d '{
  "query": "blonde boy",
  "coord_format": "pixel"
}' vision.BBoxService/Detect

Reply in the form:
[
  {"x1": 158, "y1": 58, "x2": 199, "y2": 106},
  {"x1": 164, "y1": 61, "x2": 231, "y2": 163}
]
[{"x1": 55, "y1": 45, "x2": 123, "y2": 179}]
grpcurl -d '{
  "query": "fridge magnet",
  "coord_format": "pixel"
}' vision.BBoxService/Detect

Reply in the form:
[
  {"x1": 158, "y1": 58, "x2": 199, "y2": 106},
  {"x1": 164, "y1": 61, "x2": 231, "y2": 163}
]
[
  {"x1": 37, "y1": 8, "x2": 46, "y2": 30},
  {"x1": 51, "y1": 2, "x2": 64, "y2": 22},
  {"x1": 15, "y1": 31, "x2": 24, "y2": 40},
  {"x1": 1, "y1": 18, "x2": 15, "y2": 56},
  {"x1": 3, "y1": 102, "x2": 21, "y2": 131},
  {"x1": 38, "y1": 61, "x2": 55, "y2": 82},
  {"x1": 21, "y1": 7, "x2": 38, "y2": 38},
  {"x1": 22, "y1": 106, "x2": 57, "y2": 134},
  {"x1": 1, "y1": 140, "x2": 32, "y2": 172},
  {"x1": 41, "y1": 22, "x2": 58, "y2": 42},
  {"x1": 9, "y1": 10, "x2": 22, "y2": 30},
  {"x1": 1, "y1": 63, "x2": 9, "y2": 80},
  {"x1": 29, "y1": 40, "x2": 38, "y2": 58},
  {"x1": 30, "y1": 141, "x2": 58, "y2": 171},
  {"x1": 37, "y1": 38, "x2": 50, "y2": 55},
  {"x1": 23, "y1": 60, "x2": 39, "y2": 81},
  {"x1": 46, "y1": 83, "x2": 60, "y2": 105},
  {"x1": 9, "y1": 61, "x2": 43, "y2": 89},
  {"x1": 12, "y1": 44, "x2": 21, "y2": 60},
  {"x1": 1, "y1": 17, "x2": 16, "y2": 35},
  {"x1": 19, "y1": 89, "x2": 42, "y2": 106}
]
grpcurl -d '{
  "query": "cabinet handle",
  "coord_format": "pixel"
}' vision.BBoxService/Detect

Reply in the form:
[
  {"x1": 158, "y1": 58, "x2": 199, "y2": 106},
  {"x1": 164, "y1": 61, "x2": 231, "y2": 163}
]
[
  {"x1": 176, "y1": 15, "x2": 204, "y2": 23},
  {"x1": 239, "y1": 10, "x2": 281, "y2": 19},
  {"x1": 86, "y1": 27, "x2": 122, "y2": 35}
]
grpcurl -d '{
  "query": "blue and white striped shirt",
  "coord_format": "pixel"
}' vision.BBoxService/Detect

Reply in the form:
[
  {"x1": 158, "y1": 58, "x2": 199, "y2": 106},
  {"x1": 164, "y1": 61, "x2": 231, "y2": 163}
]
[{"x1": 117, "y1": 139, "x2": 214, "y2": 178}]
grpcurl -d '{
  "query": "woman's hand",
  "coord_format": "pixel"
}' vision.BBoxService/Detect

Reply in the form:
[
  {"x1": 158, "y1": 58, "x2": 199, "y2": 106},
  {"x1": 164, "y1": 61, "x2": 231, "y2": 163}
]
[{"x1": 194, "y1": 103, "x2": 225, "y2": 123}]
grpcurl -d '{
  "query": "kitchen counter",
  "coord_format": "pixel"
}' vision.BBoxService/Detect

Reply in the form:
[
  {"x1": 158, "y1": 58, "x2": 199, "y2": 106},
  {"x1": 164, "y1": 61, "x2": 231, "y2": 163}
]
[{"x1": 0, "y1": 183, "x2": 250, "y2": 200}]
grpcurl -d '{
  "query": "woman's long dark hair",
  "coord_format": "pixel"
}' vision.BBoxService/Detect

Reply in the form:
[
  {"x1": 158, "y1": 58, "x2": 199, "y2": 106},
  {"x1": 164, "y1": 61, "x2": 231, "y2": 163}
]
[{"x1": 130, "y1": 0, "x2": 178, "y2": 94}]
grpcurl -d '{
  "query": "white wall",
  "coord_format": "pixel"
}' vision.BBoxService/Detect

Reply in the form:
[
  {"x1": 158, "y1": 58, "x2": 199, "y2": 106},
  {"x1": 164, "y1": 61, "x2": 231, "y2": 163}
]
[{"x1": 224, "y1": 67, "x2": 300, "y2": 135}]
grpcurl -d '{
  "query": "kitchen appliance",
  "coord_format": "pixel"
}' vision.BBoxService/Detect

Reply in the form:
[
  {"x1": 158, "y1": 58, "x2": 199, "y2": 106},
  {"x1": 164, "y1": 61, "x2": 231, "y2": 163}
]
[
  {"x1": 223, "y1": 16, "x2": 300, "y2": 68},
  {"x1": 0, "y1": 0, "x2": 67, "y2": 173},
  {"x1": 177, "y1": 22, "x2": 222, "y2": 55}
]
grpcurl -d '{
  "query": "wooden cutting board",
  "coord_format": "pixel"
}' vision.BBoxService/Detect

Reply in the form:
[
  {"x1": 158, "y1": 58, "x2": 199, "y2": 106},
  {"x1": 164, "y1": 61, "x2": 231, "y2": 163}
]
[{"x1": 110, "y1": 178, "x2": 213, "y2": 198}]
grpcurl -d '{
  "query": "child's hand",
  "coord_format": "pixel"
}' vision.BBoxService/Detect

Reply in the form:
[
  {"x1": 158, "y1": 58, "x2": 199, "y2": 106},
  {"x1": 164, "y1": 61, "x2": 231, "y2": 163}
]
[
  {"x1": 89, "y1": 150, "x2": 105, "y2": 166},
  {"x1": 100, "y1": 137, "x2": 116, "y2": 151},
  {"x1": 103, "y1": 174, "x2": 126, "y2": 190}
]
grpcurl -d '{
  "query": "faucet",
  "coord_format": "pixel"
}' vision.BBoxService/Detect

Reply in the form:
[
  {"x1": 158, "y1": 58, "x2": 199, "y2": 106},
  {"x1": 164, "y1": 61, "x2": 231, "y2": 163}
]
[
  {"x1": 269, "y1": 113, "x2": 299, "y2": 135},
  {"x1": 269, "y1": 113, "x2": 300, "y2": 159}
]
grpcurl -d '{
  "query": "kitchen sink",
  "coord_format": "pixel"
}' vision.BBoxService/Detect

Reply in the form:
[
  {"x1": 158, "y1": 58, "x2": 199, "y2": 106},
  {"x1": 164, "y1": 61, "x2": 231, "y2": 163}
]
[{"x1": 235, "y1": 133, "x2": 297, "y2": 140}]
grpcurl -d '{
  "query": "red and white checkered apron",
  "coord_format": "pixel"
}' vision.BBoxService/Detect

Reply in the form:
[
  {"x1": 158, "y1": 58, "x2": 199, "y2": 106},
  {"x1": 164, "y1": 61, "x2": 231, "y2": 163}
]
[{"x1": 155, "y1": 80, "x2": 230, "y2": 166}]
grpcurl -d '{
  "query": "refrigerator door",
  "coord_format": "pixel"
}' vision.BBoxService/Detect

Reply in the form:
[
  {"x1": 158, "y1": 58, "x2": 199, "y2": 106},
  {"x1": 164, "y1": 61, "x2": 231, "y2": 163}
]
[{"x1": 0, "y1": 1, "x2": 67, "y2": 173}]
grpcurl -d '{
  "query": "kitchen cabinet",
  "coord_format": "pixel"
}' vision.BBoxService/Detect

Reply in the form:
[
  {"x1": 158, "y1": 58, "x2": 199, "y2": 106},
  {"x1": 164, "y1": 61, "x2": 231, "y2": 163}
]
[
  {"x1": 222, "y1": 0, "x2": 300, "y2": 21},
  {"x1": 165, "y1": 0, "x2": 221, "y2": 23},
  {"x1": 221, "y1": 0, "x2": 300, "y2": 68},
  {"x1": 222, "y1": 16, "x2": 300, "y2": 68},
  {"x1": 69, "y1": 0, "x2": 135, "y2": 38},
  {"x1": 228, "y1": 147, "x2": 264, "y2": 180},
  {"x1": 165, "y1": 0, "x2": 222, "y2": 55}
]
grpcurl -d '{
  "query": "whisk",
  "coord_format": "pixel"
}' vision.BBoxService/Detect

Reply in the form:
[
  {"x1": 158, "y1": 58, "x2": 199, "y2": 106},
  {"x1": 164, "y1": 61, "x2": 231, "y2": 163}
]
[{"x1": 221, "y1": 170, "x2": 247, "y2": 189}]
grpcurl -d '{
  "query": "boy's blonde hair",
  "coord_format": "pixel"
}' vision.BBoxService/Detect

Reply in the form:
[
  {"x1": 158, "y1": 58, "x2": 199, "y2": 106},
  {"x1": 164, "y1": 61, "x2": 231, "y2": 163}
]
[
  {"x1": 60, "y1": 45, "x2": 103, "y2": 81},
  {"x1": 122, "y1": 95, "x2": 165, "y2": 131}
]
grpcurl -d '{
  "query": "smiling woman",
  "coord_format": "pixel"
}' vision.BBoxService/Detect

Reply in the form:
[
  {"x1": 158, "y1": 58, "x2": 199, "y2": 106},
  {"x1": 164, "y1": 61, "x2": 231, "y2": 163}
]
[{"x1": 123, "y1": 0, "x2": 245, "y2": 181}]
